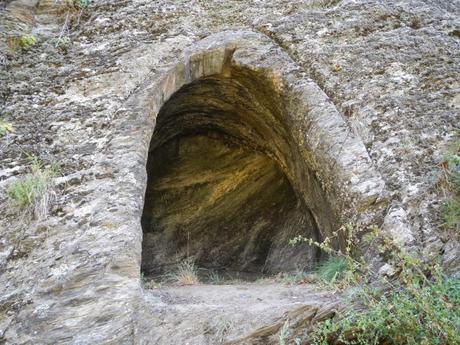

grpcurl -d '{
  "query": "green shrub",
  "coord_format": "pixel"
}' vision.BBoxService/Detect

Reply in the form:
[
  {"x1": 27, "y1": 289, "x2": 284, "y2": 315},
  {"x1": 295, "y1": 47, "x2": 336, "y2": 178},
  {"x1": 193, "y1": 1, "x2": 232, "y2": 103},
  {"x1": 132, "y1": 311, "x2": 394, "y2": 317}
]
[
  {"x1": 6, "y1": 34, "x2": 36, "y2": 52},
  {"x1": 53, "y1": 36, "x2": 71, "y2": 49},
  {"x1": 309, "y1": 0, "x2": 341, "y2": 8},
  {"x1": 290, "y1": 226, "x2": 460, "y2": 345},
  {"x1": 312, "y1": 275, "x2": 460, "y2": 345},
  {"x1": 278, "y1": 320, "x2": 290, "y2": 345},
  {"x1": 208, "y1": 270, "x2": 223, "y2": 284},
  {"x1": 443, "y1": 149, "x2": 460, "y2": 191}
]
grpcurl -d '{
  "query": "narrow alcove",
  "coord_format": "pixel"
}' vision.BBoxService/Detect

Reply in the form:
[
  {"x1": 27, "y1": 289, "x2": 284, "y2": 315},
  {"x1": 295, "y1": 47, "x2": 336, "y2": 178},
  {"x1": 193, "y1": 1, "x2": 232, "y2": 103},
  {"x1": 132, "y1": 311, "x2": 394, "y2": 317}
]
[{"x1": 141, "y1": 66, "x2": 330, "y2": 279}]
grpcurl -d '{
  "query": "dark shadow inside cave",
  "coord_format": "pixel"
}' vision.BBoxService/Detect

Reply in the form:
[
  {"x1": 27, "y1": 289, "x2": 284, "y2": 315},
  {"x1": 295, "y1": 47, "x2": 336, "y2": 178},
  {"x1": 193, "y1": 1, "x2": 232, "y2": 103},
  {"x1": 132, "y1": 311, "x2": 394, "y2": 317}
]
[{"x1": 141, "y1": 67, "x2": 323, "y2": 280}]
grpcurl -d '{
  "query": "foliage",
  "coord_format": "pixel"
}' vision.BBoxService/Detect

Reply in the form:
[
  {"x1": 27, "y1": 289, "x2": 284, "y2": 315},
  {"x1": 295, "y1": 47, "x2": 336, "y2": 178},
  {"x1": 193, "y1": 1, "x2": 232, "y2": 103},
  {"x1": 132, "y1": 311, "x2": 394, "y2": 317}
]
[
  {"x1": 6, "y1": 34, "x2": 36, "y2": 52},
  {"x1": 291, "y1": 224, "x2": 366, "y2": 289},
  {"x1": 205, "y1": 317, "x2": 234, "y2": 343},
  {"x1": 312, "y1": 273, "x2": 460, "y2": 345},
  {"x1": 8, "y1": 156, "x2": 59, "y2": 218},
  {"x1": 289, "y1": 225, "x2": 460, "y2": 345},
  {"x1": 140, "y1": 271, "x2": 147, "y2": 284},
  {"x1": 208, "y1": 270, "x2": 223, "y2": 284},
  {"x1": 0, "y1": 119, "x2": 13, "y2": 136},
  {"x1": 19, "y1": 34, "x2": 37, "y2": 49},
  {"x1": 315, "y1": 257, "x2": 349, "y2": 283},
  {"x1": 53, "y1": 36, "x2": 71, "y2": 49},
  {"x1": 309, "y1": 0, "x2": 341, "y2": 8},
  {"x1": 439, "y1": 141, "x2": 460, "y2": 234},
  {"x1": 442, "y1": 198, "x2": 460, "y2": 231},
  {"x1": 73, "y1": 0, "x2": 89, "y2": 9}
]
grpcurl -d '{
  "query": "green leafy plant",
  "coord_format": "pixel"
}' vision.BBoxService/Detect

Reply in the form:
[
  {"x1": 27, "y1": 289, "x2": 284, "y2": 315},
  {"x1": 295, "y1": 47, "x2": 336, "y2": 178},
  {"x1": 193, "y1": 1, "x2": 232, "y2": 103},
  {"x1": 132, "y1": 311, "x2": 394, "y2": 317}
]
[
  {"x1": 309, "y1": 0, "x2": 341, "y2": 9},
  {"x1": 442, "y1": 198, "x2": 460, "y2": 231},
  {"x1": 53, "y1": 36, "x2": 71, "y2": 49},
  {"x1": 6, "y1": 34, "x2": 36, "y2": 52},
  {"x1": 312, "y1": 272, "x2": 460, "y2": 345},
  {"x1": 8, "y1": 156, "x2": 59, "y2": 218},
  {"x1": 19, "y1": 34, "x2": 37, "y2": 49},
  {"x1": 205, "y1": 317, "x2": 234, "y2": 343},
  {"x1": 208, "y1": 270, "x2": 223, "y2": 284},
  {"x1": 290, "y1": 224, "x2": 366, "y2": 289}
]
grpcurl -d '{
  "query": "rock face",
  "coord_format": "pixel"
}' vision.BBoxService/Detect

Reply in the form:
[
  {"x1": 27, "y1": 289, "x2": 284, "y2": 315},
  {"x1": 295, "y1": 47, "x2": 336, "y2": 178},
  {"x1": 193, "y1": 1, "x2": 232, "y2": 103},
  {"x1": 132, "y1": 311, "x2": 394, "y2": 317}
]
[{"x1": 0, "y1": 0, "x2": 458, "y2": 344}]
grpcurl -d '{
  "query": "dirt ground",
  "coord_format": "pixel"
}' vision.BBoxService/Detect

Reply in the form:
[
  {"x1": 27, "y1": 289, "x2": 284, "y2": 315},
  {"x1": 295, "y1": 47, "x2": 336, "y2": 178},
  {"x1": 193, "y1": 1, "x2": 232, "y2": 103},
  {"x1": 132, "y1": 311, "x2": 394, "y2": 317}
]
[{"x1": 142, "y1": 281, "x2": 336, "y2": 345}]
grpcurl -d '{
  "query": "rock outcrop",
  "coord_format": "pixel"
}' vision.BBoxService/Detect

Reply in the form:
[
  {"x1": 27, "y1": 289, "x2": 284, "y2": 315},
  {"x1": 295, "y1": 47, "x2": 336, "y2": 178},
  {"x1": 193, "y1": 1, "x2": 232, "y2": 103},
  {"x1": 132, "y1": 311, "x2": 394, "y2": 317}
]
[{"x1": 0, "y1": 0, "x2": 459, "y2": 343}]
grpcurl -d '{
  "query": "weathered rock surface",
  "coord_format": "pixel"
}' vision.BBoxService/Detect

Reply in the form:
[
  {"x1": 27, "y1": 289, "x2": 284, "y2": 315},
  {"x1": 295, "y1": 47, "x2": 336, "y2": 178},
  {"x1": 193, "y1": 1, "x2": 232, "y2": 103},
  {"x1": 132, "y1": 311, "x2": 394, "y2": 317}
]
[
  {"x1": 140, "y1": 282, "x2": 338, "y2": 345},
  {"x1": 0, "y1": 0, "x2": 459, "y2": 343}
]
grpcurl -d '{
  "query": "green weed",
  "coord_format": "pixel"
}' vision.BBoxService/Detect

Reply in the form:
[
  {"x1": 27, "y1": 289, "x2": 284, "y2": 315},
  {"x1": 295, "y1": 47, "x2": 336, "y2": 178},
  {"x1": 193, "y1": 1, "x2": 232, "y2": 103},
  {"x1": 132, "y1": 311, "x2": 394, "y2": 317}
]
[
  {"x1": 315, "y1": 257, "x2": 348, "y2": 283},
  {"x1": 8, "y1": 156, "x2": 58, "y2": 218},
  {"x1": 19, "y1": 34, "x2": 37, "y2": 49},
  {"x1": 6, "y1": 34, "x2": 36, "y2": 52}
]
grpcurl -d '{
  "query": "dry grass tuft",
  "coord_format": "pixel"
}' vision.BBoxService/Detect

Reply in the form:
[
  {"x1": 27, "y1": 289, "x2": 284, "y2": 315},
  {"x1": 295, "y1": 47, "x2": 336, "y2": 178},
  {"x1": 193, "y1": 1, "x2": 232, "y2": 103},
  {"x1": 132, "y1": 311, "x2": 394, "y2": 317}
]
[{"x1": 168, "y1": 258, "x2": 200, "y2": 285}]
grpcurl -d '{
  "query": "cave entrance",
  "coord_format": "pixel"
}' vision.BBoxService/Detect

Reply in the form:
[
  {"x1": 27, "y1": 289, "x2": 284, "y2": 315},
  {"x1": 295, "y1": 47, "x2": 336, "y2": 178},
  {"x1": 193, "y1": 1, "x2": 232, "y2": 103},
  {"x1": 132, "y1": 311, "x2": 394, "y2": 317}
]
[{"x1": 141, "y1": 67, "x2": 322, "y2": 281}]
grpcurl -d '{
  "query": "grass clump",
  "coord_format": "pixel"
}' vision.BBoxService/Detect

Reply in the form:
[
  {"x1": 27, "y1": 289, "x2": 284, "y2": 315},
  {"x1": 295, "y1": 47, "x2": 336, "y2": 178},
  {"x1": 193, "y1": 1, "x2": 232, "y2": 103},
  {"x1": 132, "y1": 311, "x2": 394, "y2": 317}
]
[
  {"x1": 168, "y1": 258, "x2": 200, "y2": 285},
  {"x1": 439, "y1": 141, "x2": 460, "y2": 235},
  {"x1": 207, "y1": 270, "x2": 223, "y2": 284},
  {"x1": 442, "y1": 198, "x2": 460, "y2": 231},
  {"x1": 8, "y1": 156, "x2": 58, "y2": 218},
  {"x1": 205, "y1": 317, "x2": 234, "y2": 343},
  {"x1": 73, "y1": 0, "x2": 89, "y2": 9},
  {"x1": 278, "y1": 320, "x2": 290, "y2": 345},
  {"x1": 315, "y1": 257, "x2": 348, "y2": 283}
]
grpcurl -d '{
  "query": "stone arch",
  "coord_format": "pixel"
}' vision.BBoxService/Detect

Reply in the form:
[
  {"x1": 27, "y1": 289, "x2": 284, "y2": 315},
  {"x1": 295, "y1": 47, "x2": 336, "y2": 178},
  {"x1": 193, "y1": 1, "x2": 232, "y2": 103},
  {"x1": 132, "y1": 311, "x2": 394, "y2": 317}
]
[{"x1": 118, "y1": 30, "x2": 385, "y2": 278}]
